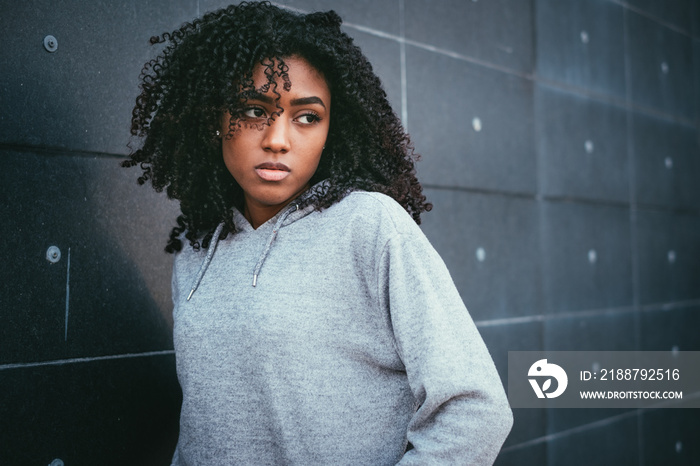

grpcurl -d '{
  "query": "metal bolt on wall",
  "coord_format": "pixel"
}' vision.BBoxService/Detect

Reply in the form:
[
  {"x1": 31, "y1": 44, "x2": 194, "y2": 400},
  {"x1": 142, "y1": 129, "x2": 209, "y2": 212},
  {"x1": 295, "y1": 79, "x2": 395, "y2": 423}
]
[
  {"x1": 46, "y1": 246, "x2": 61, "y2": 263},
  {"x1": 43, "y1": 35, "x2": 58, "y2": 53}
]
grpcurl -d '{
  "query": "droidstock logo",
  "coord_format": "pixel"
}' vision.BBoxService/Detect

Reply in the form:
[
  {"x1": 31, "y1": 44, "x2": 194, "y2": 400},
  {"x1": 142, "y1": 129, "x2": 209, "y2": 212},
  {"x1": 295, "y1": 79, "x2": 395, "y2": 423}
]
[{"x1": 528, "y1": 359, "x2": 568, "y2": 399}]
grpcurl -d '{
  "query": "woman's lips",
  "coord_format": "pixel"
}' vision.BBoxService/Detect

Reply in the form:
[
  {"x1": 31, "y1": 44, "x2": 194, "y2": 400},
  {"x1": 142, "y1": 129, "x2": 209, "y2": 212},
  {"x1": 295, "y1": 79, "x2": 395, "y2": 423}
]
[{"x1": 255, "y1": 162, "x2": 290, "y2": 181}]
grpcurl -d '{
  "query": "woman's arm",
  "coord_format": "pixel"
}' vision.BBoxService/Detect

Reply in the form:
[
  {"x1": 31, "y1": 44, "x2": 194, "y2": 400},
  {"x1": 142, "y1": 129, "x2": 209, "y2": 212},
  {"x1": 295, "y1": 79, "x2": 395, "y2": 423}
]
[{"x1": 377, "y1": 230, "x2": 513, "y2": 465}]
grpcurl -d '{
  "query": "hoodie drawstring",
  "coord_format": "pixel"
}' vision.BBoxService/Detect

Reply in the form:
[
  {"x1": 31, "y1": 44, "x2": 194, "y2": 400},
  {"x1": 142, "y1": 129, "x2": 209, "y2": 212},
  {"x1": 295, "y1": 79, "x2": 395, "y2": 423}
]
[
  {"x1": 186, "y1": 202, "x2": 300, "y2": 300},
  {"x1": 252, "y1": 203, "x2": 298, "y2": 287},
  {"x1": 187, "y1": 222, "x2": 225, "y2": 301}
]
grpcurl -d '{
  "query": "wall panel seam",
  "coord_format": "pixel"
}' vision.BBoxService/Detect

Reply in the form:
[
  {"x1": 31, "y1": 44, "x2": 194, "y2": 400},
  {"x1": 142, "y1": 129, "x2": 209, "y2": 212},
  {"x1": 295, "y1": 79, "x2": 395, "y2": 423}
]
[
  {"x1": 475, "y1": 299, "x2": 700, "y2": 328},
  {"x1": 0, "y1": 350, "x2": 175, "y2": 372},
  {"x1": 607, "y1": 0, "x2": 695, "y2": 37}
]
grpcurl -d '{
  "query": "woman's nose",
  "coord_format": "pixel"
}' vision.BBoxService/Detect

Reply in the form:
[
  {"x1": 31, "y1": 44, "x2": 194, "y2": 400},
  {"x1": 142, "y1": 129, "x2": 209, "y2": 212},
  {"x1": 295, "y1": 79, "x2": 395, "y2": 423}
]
[{"x1": 261, "y1": 116, "x2": 291, "y2": 153}]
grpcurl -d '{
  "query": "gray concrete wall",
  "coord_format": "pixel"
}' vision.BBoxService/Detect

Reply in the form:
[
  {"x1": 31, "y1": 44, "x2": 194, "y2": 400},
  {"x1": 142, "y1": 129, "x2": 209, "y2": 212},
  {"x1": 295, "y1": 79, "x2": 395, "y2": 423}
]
[{"x1": 1, "y1": 1, "x2": 698, "y2": 464}]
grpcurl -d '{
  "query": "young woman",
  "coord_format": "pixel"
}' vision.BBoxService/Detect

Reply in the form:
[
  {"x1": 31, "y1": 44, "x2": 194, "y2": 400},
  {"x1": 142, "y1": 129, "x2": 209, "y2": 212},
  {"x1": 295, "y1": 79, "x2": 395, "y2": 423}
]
[{"x1": 125, "y1": 2, "x2": 512, "y2": 464}]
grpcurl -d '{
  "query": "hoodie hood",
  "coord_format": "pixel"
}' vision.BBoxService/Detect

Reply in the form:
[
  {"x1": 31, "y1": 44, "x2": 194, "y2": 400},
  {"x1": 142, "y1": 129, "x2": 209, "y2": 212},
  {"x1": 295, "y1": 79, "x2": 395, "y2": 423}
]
[{"x1": 186, "y1": 181, "x2": 328, "y2": 300}]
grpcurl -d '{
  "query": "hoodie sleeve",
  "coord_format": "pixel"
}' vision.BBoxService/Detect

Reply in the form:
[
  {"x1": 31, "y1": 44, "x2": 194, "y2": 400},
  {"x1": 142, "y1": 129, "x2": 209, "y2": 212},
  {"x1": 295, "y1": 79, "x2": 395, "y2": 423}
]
[{"x1": 377, "y1": 229, "x2": 513, "y2": 465}]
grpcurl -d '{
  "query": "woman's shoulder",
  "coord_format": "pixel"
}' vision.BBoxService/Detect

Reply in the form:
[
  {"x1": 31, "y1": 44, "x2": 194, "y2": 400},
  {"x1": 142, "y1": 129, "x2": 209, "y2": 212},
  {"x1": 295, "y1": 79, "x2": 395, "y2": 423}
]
[
  {"x1": 336, "y1": 190, "x2": 405, "y2": 215},
  {"x1": 327, "y1": 190, "x2": 422, "y2": 237}
]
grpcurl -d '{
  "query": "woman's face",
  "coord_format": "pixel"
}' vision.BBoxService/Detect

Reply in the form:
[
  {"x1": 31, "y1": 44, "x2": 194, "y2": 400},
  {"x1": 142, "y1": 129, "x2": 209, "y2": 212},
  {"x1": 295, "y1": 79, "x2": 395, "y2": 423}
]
[{"x1": 222, "y1": 55, "x2": 331, "y2": 227}]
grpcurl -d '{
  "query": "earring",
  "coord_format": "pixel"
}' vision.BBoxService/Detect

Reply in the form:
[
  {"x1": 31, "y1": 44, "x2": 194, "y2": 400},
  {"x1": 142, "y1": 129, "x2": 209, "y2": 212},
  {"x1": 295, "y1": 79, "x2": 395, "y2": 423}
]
[{"x1": 216, "y1": 130, "x2": 221, "y2": 137}]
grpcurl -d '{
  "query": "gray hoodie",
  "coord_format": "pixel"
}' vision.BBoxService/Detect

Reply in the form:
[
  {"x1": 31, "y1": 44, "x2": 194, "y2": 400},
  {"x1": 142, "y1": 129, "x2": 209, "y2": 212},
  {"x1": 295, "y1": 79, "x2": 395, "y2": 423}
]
[{"x1": 171, "y1": 189, "x2": 513, "y2": 465}]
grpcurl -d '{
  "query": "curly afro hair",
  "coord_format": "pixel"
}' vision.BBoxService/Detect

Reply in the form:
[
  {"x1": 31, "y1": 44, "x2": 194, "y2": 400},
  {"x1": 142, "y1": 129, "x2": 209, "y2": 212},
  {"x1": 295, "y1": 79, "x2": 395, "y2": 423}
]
[{"x1": 124, "y1": 1, "x2": 431, "y2": 252}]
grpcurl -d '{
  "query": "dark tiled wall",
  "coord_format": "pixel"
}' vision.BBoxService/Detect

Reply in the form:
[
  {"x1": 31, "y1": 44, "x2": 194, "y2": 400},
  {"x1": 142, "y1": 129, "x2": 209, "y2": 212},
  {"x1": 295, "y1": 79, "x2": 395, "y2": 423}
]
[
  {"x1": 1, "y1": 1, "x2": 698, "y2": 465},
  {"x1": 1, "y1": 1, "x2": 193, "y2": 465}
]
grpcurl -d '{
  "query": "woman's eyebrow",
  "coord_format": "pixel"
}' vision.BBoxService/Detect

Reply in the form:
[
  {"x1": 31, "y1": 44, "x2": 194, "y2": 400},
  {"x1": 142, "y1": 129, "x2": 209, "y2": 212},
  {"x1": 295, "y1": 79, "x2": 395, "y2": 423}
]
[
  {"x1": 243, "y1": 91, "x2": 274, "y2": 104},
  {"x1": 290, "y1": 96, "x2": 326, "y2": 109},
  {"x1": 243, "y1": 91, "x2": 326, "y2": 110}
]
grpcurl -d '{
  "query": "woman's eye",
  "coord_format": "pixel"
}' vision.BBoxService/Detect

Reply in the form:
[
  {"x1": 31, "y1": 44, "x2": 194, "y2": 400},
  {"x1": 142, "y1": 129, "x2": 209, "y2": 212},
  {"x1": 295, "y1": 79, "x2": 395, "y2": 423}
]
[
  {"x1": 243, "y1": 107, "x2": 266, "y2": 119},
  {"x1": 296, "y1": 113, "x2": 320, "y2": 124}
]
